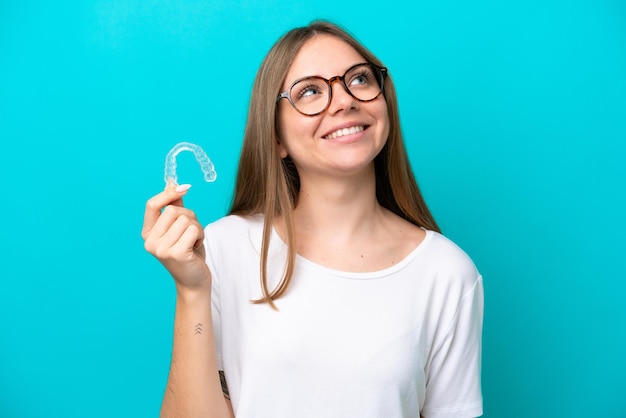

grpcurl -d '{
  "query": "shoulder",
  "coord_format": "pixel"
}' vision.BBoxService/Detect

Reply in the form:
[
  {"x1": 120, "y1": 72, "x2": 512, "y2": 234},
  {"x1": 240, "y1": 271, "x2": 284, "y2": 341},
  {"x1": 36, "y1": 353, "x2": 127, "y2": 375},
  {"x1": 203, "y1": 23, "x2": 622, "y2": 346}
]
[
  {"x1": 203, "y1": 214, "x2": 266, "y2": 276},
  {"x1": 418, "y1": 230, "x2": 481, "y2": 291},
  {"x1": 203, "y1": 214, "x2": 265, "y2": 259},
  {"x1": 424, "y1": 231, "x2": 477, "y2": 270},
  {"x1": 205, "y1": 213, "x2": 264, "y2": 236}
]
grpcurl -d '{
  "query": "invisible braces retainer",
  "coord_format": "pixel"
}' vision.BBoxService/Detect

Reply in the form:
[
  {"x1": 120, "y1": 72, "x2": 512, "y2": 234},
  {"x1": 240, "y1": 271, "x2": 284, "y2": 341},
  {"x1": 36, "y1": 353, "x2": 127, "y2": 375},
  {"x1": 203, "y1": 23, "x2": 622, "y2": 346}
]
[{"x1": 164, "y1": 142, "x2": 217, "y2": 186}]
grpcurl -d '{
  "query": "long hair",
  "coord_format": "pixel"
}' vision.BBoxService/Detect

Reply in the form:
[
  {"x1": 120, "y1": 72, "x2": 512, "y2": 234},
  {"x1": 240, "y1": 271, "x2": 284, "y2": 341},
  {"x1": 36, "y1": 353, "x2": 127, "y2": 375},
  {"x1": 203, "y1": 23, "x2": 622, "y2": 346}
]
[{"x1": 229, "y1": 20, "x2": 440, "y2": 307}]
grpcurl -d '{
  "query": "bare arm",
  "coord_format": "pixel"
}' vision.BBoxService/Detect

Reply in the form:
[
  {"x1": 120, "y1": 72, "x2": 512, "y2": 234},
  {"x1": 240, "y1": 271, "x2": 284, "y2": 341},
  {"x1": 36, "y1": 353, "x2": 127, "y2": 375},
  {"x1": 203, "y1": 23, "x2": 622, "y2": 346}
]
[
  {"x1": 160, "y1": 287, "x2": 233, "y2": 417},
  {"x1": 142, "y1": 186, "x2": 233, "y2": 418}
]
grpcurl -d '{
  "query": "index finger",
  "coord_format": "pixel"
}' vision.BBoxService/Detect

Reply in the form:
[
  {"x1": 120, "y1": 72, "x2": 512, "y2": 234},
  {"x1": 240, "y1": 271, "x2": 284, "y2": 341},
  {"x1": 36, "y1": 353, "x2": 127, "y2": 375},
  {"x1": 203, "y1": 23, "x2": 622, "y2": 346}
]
[{"x1": 142, "y1": 184, "x2": 191, "y2": 238}]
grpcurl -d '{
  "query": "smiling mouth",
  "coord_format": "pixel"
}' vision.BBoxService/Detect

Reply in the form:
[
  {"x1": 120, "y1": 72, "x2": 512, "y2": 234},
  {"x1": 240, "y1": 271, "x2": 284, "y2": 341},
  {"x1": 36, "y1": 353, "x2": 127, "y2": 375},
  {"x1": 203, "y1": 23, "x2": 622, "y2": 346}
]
[{"x1": 323, "y1": 125, "x2": 366, "y2": 140}]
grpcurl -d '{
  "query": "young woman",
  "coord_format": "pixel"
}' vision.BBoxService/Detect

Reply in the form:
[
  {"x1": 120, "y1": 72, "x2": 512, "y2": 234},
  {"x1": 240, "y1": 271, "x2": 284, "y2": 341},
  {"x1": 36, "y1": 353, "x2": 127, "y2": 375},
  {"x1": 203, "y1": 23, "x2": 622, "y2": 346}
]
[{"x1": 142, "y1": 20, "x2": 483, "y2": 418}]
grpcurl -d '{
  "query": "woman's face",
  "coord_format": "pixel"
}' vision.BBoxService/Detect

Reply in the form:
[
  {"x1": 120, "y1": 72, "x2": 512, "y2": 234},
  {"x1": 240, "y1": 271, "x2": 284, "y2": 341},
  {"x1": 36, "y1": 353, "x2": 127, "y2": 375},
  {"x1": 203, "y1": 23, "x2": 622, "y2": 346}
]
[{"x1": 276, "y1": 34, "x2": 389, "y2": 180}]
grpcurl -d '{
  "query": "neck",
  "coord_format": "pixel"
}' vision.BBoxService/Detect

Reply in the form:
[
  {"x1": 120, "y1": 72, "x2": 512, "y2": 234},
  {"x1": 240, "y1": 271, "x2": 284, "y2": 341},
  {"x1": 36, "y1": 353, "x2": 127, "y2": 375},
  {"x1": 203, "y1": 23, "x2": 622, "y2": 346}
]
[{"x1": 291, "y1": 169, "x2": 383, "y2": 239}]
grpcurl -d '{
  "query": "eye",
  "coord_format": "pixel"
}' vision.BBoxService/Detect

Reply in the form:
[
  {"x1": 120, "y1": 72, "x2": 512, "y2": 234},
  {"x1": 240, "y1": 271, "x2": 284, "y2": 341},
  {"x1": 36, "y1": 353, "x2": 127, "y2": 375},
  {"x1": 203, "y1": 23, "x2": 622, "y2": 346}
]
[
  {"x1": 297, "y1": 84, "x2": 322, "y2": 99},
  {"x1": 351, "y1": 73, "x2": 368, "y2": 86},
  {"x1": 292, "y1": 78, "x2": 327, "y2": 102},
  {"x1": 348, "y1": 68, "x2": 374, "y2": 87}
]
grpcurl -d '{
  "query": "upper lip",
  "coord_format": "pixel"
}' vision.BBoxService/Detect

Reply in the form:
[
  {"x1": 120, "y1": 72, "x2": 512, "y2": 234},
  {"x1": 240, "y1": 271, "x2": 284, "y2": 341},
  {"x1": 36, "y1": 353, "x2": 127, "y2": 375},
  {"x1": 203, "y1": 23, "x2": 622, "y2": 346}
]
[{"x1": 321, "y1": 122, "x2": 369, "y2": 139}]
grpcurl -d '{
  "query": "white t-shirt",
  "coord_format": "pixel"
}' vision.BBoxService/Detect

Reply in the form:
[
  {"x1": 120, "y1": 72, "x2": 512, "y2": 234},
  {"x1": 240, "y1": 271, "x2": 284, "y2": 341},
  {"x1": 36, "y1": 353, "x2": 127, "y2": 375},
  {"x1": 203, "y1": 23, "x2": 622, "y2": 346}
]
[{"x1": 205, "y1": 214, "x2": 483, "y2": 418}]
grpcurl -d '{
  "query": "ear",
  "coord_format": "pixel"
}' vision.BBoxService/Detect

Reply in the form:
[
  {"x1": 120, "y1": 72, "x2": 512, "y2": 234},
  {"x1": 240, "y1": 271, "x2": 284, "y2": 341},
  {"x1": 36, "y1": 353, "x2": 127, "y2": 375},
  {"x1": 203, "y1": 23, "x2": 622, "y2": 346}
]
[
  {"x1": 276, "y1": 138, "x2": 289, "y2": 159},
  {"x1": 275, "y1": 116, "x2": 288, "y2": 158}
]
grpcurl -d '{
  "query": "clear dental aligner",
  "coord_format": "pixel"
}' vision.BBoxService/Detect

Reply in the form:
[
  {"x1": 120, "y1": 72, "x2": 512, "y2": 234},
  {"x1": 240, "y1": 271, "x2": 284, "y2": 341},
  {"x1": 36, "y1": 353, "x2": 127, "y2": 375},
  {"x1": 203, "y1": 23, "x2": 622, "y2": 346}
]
[{"x1": 164, "y1": 142, "x2": 217, "y2": 186}]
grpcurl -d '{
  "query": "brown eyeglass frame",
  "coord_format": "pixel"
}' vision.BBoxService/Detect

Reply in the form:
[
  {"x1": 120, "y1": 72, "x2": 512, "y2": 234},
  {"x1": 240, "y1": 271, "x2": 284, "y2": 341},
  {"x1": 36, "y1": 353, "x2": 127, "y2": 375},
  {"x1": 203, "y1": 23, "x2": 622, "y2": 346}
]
[{"x1": 276, "y1": 62, "x2": 388, "y2": 116}]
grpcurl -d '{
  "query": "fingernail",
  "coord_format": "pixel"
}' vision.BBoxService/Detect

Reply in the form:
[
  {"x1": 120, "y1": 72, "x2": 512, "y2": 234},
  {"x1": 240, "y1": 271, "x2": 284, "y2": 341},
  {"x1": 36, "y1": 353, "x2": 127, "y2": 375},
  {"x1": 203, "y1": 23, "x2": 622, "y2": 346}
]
[{"x1": 175, "y1": 184, "x2": 191, "y2": 193}]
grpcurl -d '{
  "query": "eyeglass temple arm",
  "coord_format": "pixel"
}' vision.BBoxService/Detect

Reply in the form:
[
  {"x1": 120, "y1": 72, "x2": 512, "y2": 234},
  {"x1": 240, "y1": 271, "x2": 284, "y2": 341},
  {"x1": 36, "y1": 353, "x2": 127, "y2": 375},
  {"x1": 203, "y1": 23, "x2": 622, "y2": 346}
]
[
  {"x1": 276, "y1": 91, "x2": 289, "y2": 103},
  {"x1": 379, "y1": 67, "x2": 388, "y2": 93}
]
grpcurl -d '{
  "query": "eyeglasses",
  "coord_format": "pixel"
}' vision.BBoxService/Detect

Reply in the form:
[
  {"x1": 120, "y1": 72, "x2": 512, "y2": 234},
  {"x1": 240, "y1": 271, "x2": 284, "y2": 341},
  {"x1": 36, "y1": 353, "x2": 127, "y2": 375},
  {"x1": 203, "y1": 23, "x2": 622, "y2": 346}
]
[{"x1": 276, "y1": 62, "x2": 387, "y2": 116}]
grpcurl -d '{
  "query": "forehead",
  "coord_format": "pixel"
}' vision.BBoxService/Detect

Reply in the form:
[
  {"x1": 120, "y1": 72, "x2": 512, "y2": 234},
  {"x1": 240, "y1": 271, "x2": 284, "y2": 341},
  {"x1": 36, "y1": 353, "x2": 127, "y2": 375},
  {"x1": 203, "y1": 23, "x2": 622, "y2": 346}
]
[{"x1": 284, "y1": 34, "x2": 366, "y2": 85}]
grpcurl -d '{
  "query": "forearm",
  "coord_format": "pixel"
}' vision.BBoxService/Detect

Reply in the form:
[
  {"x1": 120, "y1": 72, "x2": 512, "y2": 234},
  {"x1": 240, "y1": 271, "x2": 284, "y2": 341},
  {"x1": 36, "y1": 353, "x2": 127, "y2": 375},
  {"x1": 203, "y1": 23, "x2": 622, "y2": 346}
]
[{"x1": 161, "y1": 287, "x2": 232, "y2": 418}]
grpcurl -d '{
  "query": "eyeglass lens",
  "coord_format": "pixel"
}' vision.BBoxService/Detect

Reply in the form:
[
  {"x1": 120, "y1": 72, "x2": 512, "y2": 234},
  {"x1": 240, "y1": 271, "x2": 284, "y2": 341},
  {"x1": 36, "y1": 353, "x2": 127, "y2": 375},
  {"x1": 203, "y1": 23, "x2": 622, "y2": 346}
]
[{"x1": 289, "y1": 64, "x2": 382, "y2": 115}]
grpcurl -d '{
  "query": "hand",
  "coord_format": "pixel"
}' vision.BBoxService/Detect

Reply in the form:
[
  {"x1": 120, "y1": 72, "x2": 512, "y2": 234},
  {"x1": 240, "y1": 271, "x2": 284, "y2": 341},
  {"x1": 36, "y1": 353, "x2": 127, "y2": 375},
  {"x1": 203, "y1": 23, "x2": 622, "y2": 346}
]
[{"x1": 142, "y1": 184, "x2": 211, "y2": 292}]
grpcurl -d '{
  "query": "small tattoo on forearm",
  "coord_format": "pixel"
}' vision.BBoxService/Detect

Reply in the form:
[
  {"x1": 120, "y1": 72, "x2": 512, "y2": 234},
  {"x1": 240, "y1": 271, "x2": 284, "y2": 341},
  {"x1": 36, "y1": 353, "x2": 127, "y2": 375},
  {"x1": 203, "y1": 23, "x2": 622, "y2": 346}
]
[
  {"x1": 219, "y1": 370, "x2": 230, "y2": 399},
  {"x1": 195, "y1": 323, "x2": 203, "y2": 335}
]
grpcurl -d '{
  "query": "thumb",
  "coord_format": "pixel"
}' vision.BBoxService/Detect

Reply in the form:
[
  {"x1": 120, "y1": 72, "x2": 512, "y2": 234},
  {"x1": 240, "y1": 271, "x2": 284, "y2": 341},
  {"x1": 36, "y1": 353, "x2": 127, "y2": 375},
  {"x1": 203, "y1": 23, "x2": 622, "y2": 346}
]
[
  {"x1": 165, "y1": 183, "x2": 192, "y2": 208},
  {"x1": 142, "y1": 183, "x2": 192, "y2": 239}
]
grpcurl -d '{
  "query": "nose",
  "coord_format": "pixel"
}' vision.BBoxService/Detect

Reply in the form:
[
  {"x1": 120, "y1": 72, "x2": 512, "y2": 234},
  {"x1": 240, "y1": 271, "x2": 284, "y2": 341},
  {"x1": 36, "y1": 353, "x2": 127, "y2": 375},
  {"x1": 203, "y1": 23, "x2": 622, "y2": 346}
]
[{"x1": 326, "y1": 76, "x2": 357, "y2": 114}]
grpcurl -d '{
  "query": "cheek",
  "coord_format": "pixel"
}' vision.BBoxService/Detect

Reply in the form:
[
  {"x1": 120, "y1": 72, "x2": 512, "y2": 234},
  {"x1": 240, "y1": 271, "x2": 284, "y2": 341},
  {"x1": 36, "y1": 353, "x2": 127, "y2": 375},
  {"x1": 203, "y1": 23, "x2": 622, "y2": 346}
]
[
  {"x1": 377, "y1": 102, "x2": 391, "y2": 139},
  {"x1": 276, "y1": 105, "x2": 300, "y2": 140},
  {"x1": 277, "y1": 108, "x2": 320, "y2": 144}
]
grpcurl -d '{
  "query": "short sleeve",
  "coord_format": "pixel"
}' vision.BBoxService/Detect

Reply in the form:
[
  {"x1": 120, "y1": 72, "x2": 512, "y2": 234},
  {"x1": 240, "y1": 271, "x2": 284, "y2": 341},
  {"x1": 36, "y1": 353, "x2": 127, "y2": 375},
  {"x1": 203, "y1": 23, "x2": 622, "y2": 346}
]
[{"x1": 421, "y1": 275, "x2": 484, "y2": 418}]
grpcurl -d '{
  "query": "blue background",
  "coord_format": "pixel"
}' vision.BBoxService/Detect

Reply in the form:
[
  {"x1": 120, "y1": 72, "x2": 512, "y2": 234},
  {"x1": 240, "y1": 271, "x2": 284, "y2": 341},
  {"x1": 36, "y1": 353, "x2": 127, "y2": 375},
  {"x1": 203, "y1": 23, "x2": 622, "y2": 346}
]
[{"x1": 1, "y1": 1, "x2": 625, "y2": 417}]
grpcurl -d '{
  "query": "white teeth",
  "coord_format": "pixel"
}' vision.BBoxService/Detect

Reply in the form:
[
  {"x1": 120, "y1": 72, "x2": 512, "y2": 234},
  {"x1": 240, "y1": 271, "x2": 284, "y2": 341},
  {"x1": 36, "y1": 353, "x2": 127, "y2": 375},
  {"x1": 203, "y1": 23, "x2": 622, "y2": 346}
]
[{"x1": 324, "y1": 125, "x2": 364, "y2": 140}]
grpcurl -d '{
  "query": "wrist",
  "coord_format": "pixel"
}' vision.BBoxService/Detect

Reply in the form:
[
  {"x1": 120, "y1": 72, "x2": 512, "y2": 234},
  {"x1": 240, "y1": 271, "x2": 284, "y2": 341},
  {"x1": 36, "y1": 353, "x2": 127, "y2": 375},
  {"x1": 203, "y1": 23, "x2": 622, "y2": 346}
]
[{"x1": 175, "y1": 281, "x2": 212, "y2": 306}]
